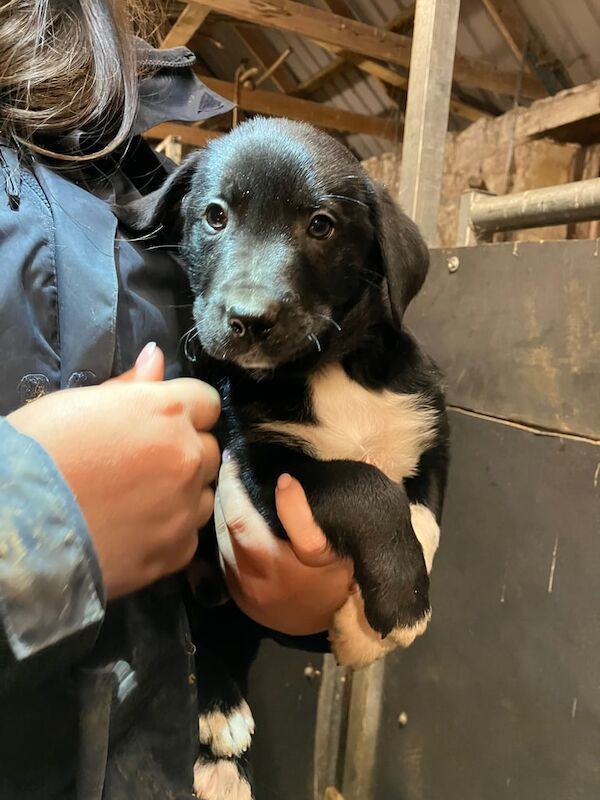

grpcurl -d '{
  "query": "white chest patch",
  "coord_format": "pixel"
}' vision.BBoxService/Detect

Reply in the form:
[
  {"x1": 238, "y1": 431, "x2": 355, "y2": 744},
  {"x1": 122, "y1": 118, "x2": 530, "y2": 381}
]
[{"x1": 258, "y1": 364, "x2": 437, "y2": 482}]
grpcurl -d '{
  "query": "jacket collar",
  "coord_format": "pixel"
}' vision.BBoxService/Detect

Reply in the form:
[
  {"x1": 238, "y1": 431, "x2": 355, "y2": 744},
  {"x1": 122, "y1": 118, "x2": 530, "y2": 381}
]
[{"x1": 132, "y1": 39, "x2": 234, "y2": 135}]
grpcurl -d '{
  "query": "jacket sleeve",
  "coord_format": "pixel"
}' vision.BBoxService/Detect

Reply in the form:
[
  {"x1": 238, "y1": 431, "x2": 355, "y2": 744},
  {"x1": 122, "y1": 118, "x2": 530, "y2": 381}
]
[{"x1": 0, "y1": 418, "x2": 105, "y2": 692}]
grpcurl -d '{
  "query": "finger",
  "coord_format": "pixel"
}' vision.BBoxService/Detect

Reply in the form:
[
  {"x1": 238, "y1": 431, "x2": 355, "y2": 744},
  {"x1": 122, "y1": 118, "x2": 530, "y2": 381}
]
[
  {"x1": 165, "y1": 378, "x2": 221, "y2": 431},
  {"x1": 212, "y1": 482, "x2": 262, "y2": 580},
  {"x1": 196, "y1": 432, "x2": 221, "y2": 485},
  {"x1": 107, "y1": 342, "x2": 165, "y2": 383},
  {"x1": 275, "y1": 474, "x2": 338, "y2": 567},
  {"x1": 216, "y1": 454, "x2": 271, "y2": 544},
  {"x1": 132, "y1": 342, "x2": 165, "y2": 381},
  {"x1": 214, "y1": 456, "x2": 281, "y2": 586},
  {"x1": 107, "y1": 369, "x2": 137, "y2": 383},
  {"x1": 194, "y1": 486, "x2": 215, "y2": 530},
  {"x1": 174, "y1": 528, "x2": 201, "y2": 572}
]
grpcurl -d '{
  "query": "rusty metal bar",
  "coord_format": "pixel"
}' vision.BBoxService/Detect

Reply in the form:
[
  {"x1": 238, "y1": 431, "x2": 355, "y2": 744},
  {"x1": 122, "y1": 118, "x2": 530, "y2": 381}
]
[{"x1": 459, "y1": 178, "x2": 600, "y2": 245}]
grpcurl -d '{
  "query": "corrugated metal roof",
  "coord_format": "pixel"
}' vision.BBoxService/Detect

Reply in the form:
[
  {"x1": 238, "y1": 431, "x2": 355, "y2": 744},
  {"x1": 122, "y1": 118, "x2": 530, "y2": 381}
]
[
  {"x1": 522, "y1": 0, "x2": 600, "y2": 85},
  {"x1": 189, "y1": 0, "x2": 600, "y2": 159}
]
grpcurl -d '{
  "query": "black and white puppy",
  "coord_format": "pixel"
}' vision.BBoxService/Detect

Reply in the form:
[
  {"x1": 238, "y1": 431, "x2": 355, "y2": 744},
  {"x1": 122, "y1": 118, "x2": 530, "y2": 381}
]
[{"x1": 120, "y1": 117, "x2": 449, "y2": 799}]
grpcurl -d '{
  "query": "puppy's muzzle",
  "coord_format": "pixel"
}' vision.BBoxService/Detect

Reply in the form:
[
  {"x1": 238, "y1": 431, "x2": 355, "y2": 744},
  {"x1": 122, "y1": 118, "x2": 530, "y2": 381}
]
[
  {"x1": 199, "y1": 286, "x2": 314, "y2": 368},
  {"x1": 227, "y1": 295, "x2": 281, "y2": 341}
]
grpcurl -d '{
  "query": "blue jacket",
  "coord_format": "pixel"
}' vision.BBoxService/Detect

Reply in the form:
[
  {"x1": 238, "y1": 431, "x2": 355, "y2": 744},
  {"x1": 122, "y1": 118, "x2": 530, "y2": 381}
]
[{"x1": 0, "y1": 45, "x2": 233, "y2": 799}]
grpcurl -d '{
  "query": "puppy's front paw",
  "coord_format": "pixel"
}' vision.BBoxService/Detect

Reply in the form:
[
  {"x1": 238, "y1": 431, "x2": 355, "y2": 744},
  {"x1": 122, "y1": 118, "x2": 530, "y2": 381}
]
[
  {"x1": 198, "y1": 700, "x2": 255, "y2": 758},
  {"x1": 330, "y1": 592, "x2": 430, "y2": 669},
  {"x1": 193, "y1": 752, "x2": 253, "y2": 800},
  {"x1": 360, "y1": 555, "x2": 430, "y2": 638},
  {"x1": 359, "y1": 503, "x2": 439, "y2": 637}
]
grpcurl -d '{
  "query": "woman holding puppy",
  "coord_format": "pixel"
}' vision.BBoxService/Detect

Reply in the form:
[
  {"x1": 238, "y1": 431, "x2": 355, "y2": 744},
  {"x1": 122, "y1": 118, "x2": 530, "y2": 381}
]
[{"x1": 0, "y1": 1, "x2": 352, "y2": 797}]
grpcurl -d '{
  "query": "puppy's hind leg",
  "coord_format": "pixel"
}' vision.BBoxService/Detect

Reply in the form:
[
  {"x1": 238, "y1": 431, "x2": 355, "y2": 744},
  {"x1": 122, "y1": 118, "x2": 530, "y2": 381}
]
[
  {"x1": 189, "y1": 603, "x2": 261, "y2": 798},
  {"x1": 193, "y1": 747, "x2": 253, "y2": 800}
]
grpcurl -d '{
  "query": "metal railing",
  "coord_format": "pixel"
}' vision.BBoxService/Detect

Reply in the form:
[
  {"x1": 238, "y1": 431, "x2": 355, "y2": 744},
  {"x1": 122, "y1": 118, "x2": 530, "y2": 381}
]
[{"x1": 457, "y1": 177, "x2": 600, "y2": 246}]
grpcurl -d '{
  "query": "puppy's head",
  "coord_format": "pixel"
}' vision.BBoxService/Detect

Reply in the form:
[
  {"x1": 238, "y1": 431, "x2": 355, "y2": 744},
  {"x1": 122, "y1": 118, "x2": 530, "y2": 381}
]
[{"x1": 120, "y1": 118, "x2": 428, "y2": 371}]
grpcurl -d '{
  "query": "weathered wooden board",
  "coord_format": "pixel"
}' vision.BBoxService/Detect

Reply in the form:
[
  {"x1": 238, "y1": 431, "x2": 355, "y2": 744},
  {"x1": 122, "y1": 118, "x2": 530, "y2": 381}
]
[{"x1": 406, "y1": 240, "x2": 600, "y2": 438}]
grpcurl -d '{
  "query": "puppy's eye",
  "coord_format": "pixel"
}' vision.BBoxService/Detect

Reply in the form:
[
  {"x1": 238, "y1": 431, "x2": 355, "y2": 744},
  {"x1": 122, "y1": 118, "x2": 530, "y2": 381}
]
[
  {"x1": 205, "y1": 204, "x2": 228, "y2": 231},
  {"x1": 308, "y1": 213, "x2": 334, "y2": 240}
]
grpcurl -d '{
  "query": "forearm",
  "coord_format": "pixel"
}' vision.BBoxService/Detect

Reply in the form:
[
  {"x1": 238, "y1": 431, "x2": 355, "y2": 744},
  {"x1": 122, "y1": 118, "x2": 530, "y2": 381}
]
[{"x1": 0, "y1": 418, "x2": 105, "y2": 693}]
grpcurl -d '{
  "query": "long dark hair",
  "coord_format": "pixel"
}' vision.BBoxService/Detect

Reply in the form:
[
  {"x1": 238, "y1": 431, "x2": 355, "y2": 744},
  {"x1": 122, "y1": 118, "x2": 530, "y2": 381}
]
[{"x1": 0, "y1": 0, "x2": 158, "y2": 161}]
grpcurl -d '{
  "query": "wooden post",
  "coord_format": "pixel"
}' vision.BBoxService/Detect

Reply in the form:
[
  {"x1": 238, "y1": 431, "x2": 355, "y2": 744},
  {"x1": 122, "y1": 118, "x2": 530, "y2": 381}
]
[{"x1": 399, "y1": 0, "x2": 461, "y2": 245}]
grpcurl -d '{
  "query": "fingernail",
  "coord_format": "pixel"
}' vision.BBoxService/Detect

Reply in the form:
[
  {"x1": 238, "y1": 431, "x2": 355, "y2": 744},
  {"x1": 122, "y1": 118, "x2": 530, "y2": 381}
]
[
  {"x1": 222, "y1": 448, "x2": 232, "y2": 463},
  {"x1": 135, "y1": 342, "x2": 157, "y2": 367},
  {"x1": 277, "y1": 473, "x2": 293, "y2": 491}
]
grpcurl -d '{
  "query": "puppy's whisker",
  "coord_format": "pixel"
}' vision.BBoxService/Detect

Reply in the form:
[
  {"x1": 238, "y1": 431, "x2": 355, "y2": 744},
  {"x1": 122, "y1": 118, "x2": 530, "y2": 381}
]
[
  {"x1": 180, "y1": 326, "x2": 201, "y2": 363},
  {"x1": 178, "y1": 325, "x2": 195, "y2": 347},
  {"x1": 184, "y1": 333, "x2": 200, "y2": 363},
  {"x1": 315, "y1": 313, "x2": 342, "y2": 332},
  {"x1": 115, "y1": 224, "x2": 164, "y2": 243},
  {"x1": 308, "y1": 333, "x2": 322, "y2": 353},
  {"x1": 145, "y1": 243, "x2": 181, "y2": 252},
  {"x1": 319, "y1": 193, "x2": 369, "y2": 209}
]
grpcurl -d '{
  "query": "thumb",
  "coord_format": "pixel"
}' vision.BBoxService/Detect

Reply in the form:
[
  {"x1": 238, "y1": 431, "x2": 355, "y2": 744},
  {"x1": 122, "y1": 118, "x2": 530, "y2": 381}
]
[
  {"x1": 275, "y1": 474, "x2": 338, "y2": 567},
  {"x1": 111, "y1": 342, "x2": 165, "y2": 383}
]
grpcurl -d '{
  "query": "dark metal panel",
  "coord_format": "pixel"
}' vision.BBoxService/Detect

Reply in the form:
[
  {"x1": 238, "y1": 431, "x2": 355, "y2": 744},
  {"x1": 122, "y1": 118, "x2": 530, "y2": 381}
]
[
  {"x1": 405, "y1": 240, "x2": 600, "y2": 438},
  {"x1": 375, "y1": 410, "x2": 600, "y2": 800},
  {"x1": 247, "y1": 641, "x2": 322, "y2": 799}
]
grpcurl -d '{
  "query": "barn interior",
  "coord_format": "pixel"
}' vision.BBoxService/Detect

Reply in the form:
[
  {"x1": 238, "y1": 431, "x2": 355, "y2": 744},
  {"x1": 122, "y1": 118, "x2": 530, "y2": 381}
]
[{"x1": 155, "y1": 3, "x2": 600, "y2": 798}]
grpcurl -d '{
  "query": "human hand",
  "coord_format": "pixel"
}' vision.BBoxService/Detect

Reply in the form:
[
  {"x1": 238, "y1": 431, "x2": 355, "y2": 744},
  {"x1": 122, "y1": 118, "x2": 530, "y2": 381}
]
[
  {"x1": 214, "y1": 455, "x2": 354, "y2": 636},
  {"x1": 8, "y1": 344, "x2": 221, "y2": 600}
]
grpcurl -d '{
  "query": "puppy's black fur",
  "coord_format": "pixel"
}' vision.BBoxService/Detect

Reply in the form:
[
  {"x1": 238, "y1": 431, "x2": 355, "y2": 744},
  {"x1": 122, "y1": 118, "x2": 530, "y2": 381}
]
[{"x1": 119, "y1": 117, "x2": 449, "y2": 797}]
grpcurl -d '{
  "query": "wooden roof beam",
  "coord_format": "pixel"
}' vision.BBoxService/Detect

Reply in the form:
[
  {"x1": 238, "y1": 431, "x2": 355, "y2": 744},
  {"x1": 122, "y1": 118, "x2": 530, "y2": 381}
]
[
  {"x1": 305, "y1": 0, "x2": 407, "y2": 116},
  {"x1": 294, "y1": 56, "x2": 346, "y2": 97},
  {"x1": 191, "y1": 0, "x2": 544, "y2": 97},
  {"x1": 152, "y1": 60, "x2": 600, "y2": 150},
  {"x1": 480, "y1": 0, "x2": 572, "y2": 94},
  {"x1": 516, "y1": 78, "x2": 600, "y2": 141},
  {"x1": 195, "y1": 74, "x2": 396, "y2": 138},
  {"x1": 232, "y1": 25, "x2": 298, "y2": 93},
  {"x1": 319, "y1": 0, "x2": 416, "y2": 32},
  {"x1": 161, "y1": 4, "x2": 211, "y2": 48},
  {"x1": 146, "y1": 123, "x2": 222, "y2": 147},
  {"x1": 299, "y1": 0, "x2": 411, "y2": 97},
  {"x1": 296, "y1": 3, "x2": 415, "y2": 96},
  {"x1": 314, "y1": 41, "x2": 488, "y2": 122},
  {"x1": 315, "y1": 1, "x2": 488, "y2": 122}
]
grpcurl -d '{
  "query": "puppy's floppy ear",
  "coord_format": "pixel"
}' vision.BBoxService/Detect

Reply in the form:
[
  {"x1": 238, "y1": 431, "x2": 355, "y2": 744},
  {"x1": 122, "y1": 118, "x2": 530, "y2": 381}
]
[
  {"x1": 115, "y1": 150, "x2": 204, "y2": 232},
  {"x1": 372, "y1": 182, "x2": 429, "y2": 327}
]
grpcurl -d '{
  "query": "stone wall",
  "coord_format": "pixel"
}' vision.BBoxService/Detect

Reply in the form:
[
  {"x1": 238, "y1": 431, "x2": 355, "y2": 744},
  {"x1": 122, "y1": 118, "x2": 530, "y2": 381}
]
[{"x1": 362, "y1": 108, "x2": 586, "y2": 246}]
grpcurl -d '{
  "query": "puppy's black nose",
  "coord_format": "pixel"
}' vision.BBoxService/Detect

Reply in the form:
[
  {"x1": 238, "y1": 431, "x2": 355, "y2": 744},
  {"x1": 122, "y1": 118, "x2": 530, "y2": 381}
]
[{"x1": 227, "y1": 302, "x2": 280, "y2": 339}]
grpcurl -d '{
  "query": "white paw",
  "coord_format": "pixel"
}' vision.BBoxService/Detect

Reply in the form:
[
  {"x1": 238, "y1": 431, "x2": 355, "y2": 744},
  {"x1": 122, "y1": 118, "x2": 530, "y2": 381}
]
[
  {"x1": 193, "y1": 757, "x2": 252, "y2": 800},
  {"x1": 329, "y1": 593, "x2": 430, "y2": 669},
  {"x1": 198, "y1": 701, "x2": 255, "y2": 758},
  {"x1": 388, "y1": 614, "x2": 430, "y2": 647},
  {"x1": 410, "y1": 503, "x2": 440, "y2": 573}
]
